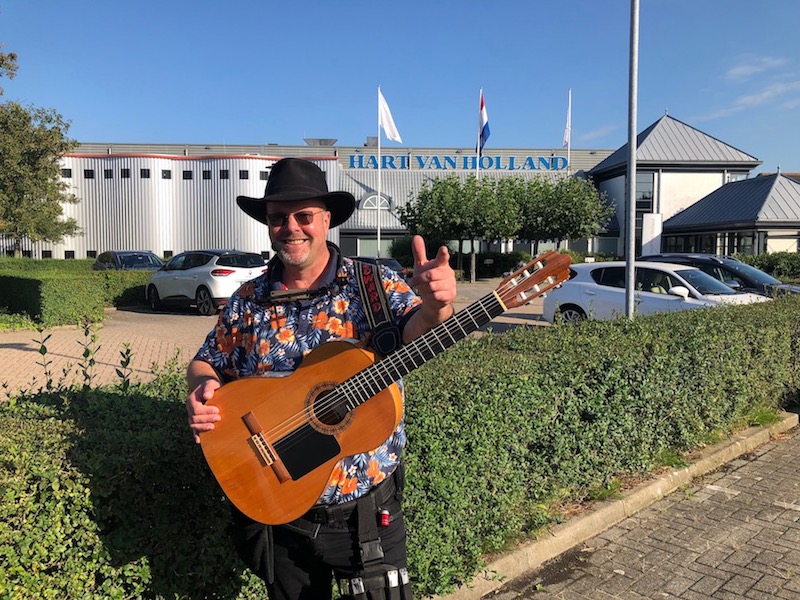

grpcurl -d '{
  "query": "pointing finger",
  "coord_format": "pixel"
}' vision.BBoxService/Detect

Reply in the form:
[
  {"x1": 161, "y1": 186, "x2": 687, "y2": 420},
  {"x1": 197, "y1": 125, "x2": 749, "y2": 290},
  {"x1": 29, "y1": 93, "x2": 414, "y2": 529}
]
[{"x1": 411, "y1": 235, "x2": 428, "y2": 267}]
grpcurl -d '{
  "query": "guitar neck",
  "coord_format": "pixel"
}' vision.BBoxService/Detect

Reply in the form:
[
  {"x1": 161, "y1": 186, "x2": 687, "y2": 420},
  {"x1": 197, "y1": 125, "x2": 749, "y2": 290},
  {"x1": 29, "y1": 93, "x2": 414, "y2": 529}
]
[{"x1": 339, "y1": 292, "x2": 505, "y2": 410}]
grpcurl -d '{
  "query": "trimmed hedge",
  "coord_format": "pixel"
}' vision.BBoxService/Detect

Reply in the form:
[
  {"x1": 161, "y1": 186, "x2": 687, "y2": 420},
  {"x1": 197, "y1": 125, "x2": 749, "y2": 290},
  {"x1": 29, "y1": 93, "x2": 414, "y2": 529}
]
[
  {"x1": 1, "y1": 297, "x2": 799, "y2": 597},
  {"x1": 0, "y1": 260, "x2": 152, "y2": 326},
  {"x1": 0, "y1": 274, "x2": 105, "y2": 327}
]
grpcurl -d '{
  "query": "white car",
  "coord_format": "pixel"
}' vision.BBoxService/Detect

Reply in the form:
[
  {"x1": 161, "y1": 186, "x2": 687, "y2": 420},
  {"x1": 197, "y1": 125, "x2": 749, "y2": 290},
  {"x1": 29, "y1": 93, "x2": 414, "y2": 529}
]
[
  {"x1": 542, "y1": 261, "x2": 770, "y2": 323},
  {"x1": 147, "y1": 250, "x2": 267, "y2": 315}
]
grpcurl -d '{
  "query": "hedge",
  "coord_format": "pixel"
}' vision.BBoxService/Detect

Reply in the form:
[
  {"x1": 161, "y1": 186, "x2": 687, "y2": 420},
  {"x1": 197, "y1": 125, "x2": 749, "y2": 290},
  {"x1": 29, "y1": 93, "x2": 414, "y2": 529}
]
[
  {"x1": 1, "y1": 296, "x2": 799, "y2": 598},
  {"x1": 0, "y1": 274, "x2": 105, "y2": 327},
  {"x1": 0, "y1": 260, "x2": 152, "y2": 327}
]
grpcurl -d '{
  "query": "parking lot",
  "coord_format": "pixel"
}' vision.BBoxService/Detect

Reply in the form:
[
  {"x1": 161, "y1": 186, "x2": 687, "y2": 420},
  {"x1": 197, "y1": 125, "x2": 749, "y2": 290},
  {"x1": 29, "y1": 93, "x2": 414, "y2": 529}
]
[{"x1": 0, "y1": 278, "x2": 544, "y2": 394}]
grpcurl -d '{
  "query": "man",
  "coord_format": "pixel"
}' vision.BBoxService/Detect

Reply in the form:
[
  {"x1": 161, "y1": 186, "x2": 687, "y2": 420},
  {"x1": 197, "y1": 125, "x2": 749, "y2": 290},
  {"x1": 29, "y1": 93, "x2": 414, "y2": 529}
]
[{"x1": 186, "y1": 158, "x2": 456, "y2": 599}]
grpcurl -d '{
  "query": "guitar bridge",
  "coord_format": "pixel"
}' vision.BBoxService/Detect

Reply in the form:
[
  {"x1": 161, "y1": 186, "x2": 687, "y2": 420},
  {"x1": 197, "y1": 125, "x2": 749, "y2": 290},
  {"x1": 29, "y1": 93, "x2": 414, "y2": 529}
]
[
  {"x1": 242, "y1": 411, "x2": 291, "y2": 483},
  {"x1": 249, "y1": 431, "x2": 276, "y2": 466}
]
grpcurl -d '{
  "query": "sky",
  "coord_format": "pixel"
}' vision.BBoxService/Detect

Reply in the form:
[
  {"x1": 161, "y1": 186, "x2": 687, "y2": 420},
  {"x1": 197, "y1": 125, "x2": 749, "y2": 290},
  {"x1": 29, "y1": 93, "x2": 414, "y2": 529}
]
[{"x1": 1, "y1": 1, "x2": 799, "y2": 174}]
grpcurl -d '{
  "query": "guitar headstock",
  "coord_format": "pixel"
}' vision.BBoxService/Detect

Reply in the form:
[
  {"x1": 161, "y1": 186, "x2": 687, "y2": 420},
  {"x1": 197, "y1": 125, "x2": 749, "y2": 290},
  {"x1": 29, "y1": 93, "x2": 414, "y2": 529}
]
[{"x1": 495, "y1": 251, "x2": 572, "y2": 309}]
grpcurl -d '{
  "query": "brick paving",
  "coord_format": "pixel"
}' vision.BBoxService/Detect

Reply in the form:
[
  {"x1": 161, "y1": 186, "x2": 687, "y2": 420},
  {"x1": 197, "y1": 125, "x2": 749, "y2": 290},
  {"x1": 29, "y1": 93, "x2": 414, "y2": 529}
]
[
  {"x1": 0, "y1": 278, "x2": 543, "y2": 395},
  {"x1": 483, "y1": 426, "x2": 800, "y2": 600}
]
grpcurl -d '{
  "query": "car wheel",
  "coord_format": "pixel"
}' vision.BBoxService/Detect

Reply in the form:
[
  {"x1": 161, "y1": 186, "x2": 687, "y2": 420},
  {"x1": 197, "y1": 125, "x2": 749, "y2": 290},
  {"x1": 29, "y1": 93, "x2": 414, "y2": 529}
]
[
  {"x1": 148, "y1": 285, "x2": 162, "y2": 311},
  {"x1": 195, "y1": 287, "x2": 217, "y2": 316},
  {"x1": 557, "y1": 304, "x2": 586, "y2": 324}
]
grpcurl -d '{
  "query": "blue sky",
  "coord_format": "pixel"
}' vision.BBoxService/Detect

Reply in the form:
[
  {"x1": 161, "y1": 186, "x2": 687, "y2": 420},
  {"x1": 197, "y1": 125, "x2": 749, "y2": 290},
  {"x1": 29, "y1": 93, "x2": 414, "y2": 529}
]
[{"x1": 2, "y1": 1, "x2": 798, "y2": 174}]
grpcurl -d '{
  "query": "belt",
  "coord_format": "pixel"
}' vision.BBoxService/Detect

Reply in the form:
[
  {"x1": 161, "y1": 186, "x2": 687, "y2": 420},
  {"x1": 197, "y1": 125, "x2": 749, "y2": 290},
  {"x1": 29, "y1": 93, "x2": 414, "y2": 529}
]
[{"x1": 295, "y1": 472, "x2": 398, "y2": 529}]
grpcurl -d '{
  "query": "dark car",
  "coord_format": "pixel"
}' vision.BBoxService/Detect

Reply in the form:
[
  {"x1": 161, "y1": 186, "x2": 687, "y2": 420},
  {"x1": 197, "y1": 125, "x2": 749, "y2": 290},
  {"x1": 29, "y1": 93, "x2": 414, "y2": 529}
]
[
  {"x1": 638, "y1": 253, "x2": 800, "y2": 296},
  {"x1": 93, "y1": 250, "x2": 164, "y2": 271},
  {"x1": 351, "y1": 256, "x2": 410, "y2": 280}
]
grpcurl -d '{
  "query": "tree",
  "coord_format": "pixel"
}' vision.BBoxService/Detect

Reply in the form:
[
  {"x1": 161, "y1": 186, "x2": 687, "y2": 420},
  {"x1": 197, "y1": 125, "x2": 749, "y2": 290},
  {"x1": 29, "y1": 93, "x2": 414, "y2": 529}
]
[
  {"x1": 0, "y1": 44, "x2": 18, "y2": 96},
  {"x1": 399, "y1": 174, "x2": 520, "y2": 282},
  {"x1": 0, "y1": 101, "x2": 80, "y2": 256},
  {"x1": 548, "y1": 177, "x2": 614, "y2": 246},
  {"x1": 517, "y1": 177, "x2": 613, "y2": 253}
]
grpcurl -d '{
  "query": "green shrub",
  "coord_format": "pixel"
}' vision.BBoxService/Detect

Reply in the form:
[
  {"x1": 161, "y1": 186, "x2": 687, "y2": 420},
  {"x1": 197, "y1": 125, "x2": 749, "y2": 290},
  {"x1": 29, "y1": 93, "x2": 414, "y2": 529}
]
[
  {"x1": 0, "y1": 274, "x2": 104, "y2": 327},
  {"x1": 0, "y1": 257, "x2": 94, "y2": 273},
  {"x1": 0, "y1": 260, "x2": 151, "y2": 328},
  {"x1": 736, "y1": 251, "x2": 800, "y2": 280},
  {"x1": 2, "y1": 296, "x2": 799, "y2": 597}
]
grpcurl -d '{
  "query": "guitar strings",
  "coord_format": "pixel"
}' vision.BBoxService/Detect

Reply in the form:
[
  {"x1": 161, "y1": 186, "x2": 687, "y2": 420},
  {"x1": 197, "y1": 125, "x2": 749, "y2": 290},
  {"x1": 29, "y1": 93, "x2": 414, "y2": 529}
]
[
  {"x1": 256, "y1": 263, "x2": 563, "y2": 450},
  {"x1": 256, "y1": 262, "x2": 565, "y2": 449},
  {"x1": 260, "y1": 292, "x2": 501, "y2": 445}
]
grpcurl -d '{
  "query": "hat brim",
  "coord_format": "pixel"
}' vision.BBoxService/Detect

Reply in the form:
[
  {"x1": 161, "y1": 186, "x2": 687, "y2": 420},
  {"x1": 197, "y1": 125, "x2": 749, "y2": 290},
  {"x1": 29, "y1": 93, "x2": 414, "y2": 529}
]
[{"x1": 236, "y1": 190, "x2": 356, "y2": 227}]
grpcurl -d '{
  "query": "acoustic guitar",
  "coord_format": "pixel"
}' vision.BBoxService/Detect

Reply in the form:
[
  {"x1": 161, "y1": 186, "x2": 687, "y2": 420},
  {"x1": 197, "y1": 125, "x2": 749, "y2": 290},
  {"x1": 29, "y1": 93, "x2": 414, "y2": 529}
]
[{"x1": 200, "y1": 251, "x2": 572, "y2": 524}]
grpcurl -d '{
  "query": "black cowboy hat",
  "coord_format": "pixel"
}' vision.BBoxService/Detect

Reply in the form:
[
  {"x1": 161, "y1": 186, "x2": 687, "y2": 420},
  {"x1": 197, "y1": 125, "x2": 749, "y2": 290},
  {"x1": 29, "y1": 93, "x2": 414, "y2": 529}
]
[{"x1": 236, "y1": 158, "x2": 355, "y2": 227}]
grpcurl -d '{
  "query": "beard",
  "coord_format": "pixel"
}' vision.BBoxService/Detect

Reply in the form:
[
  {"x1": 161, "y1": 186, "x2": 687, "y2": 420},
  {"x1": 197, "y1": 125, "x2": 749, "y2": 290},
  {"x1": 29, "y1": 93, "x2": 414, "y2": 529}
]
[{"x1": 274, "y1": 240, "x2": 312, "y2": 268}]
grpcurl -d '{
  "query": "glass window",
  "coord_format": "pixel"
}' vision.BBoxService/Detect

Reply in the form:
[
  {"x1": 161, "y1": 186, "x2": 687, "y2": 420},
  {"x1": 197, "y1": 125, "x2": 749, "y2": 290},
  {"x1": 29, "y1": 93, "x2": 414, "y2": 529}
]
[
  {"x1": 162, "y1": 170, "x2": 172, "y2": 179},
  {"x1": 84, "y1": 169, "x2": 95, "y2": 179},
  {"x1": 42, "y1": 250, "x2": 52, "y2": 259},
  {"x1": 121, "y1": 168, "x2": 131, "y2": 179},
  {"x1": 259, "y1": 171, "x2": 269, "y2": 180},
  {"x1": 86, "y1": 250, "x2": 97, "y2": 259},
  {"x1": 202, "y1": 170, "x2": 211, "y2": 180},
  {"x1": 104, "y1": 169, "x2": 113, "y2": 179},
  {"x1": 61, "y1": 168, "x2": 72, "y2": 178},
  {"x1": 65, "y1": 251, "x2": 75, "y2": 259},
  {"x1": 220, "y1": 169, "x2": 229, "y2": 180},
  {"x1": 239, "y1": 170, "x2": 249, "y2": 180},
  {"x1": 141, "y1": 168, "x2": 151, "y2": 179},
  {"x1": 591, "y1": 267, "x2": 626, "y2": 288},
  {"x1": 183, "y1": 170, "x2": 193, "y2": 180}
]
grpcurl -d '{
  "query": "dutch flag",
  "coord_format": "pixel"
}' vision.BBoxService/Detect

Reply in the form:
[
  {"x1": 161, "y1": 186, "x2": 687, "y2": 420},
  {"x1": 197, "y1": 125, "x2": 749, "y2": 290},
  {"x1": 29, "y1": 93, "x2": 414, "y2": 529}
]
[{"x1": 477, "y1": 88, "x2": 490, "y2": 154}]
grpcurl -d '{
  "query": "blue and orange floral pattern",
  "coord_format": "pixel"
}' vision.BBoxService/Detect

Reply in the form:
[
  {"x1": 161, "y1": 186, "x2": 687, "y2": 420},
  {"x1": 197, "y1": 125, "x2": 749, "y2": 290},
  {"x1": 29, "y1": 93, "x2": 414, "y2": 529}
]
[{"x1": 195, "y1": 257, "x2": 421, "y2": 505}]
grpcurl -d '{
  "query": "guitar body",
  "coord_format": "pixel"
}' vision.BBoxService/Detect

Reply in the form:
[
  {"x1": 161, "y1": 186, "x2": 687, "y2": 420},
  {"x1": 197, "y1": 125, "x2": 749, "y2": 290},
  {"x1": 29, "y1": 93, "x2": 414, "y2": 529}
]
[
  {"x1": 200, "y1": 340, "x2": 402, "y2": 525},
  {"x1": 198, "y1": 251, "x2": 572, "y2": 526}
]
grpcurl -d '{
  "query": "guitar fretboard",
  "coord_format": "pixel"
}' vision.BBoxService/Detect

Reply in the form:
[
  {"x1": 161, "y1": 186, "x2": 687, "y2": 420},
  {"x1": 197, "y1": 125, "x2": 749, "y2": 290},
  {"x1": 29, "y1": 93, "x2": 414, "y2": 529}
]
[{"x1": 335, "y1": 292, "x2": 505, "y2": 411}]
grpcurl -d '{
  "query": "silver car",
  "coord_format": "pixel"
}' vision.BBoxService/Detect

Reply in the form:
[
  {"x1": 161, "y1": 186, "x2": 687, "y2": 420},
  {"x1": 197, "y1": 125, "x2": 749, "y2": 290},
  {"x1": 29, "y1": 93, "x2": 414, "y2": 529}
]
[
  {"x1": 146, "y1": 250, "x2": 266, "y2": 315},
  {"x1": 542, "y1": 261, "x2": 770, "y2": 323}
]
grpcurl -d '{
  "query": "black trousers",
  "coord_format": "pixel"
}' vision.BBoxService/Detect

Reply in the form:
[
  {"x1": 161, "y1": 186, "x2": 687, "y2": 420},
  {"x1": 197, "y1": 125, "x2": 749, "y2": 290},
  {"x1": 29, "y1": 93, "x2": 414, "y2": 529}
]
[{"x1": 230, "y1": 474, "x2": 408, "y2": 600}]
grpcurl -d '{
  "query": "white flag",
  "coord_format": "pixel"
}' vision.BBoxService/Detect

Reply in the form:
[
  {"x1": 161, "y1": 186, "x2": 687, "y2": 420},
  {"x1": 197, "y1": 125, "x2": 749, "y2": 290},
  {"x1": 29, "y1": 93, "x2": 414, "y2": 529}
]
[
  {"x1": 378, "y1": 88, "x2": 403, "y2": 143},
  {"x1": 562, "y1": 88, "x2": 572, "y2": 148}
]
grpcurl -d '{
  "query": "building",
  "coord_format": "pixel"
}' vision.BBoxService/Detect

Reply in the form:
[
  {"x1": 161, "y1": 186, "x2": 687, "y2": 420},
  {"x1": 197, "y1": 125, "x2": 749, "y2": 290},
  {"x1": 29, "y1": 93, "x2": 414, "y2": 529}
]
[
  {"x1": 661, "y1": 173, "x2": 800, "y2": 254},
  {"x1": 586, "y1": 114, "x2": 761, "y2": 256},
  {"x1": 6, "y1": 114, "x2": 798, "y2": 260},
  {"x1": 21, "y1": 144, "x2": 612, "y2": 260}
]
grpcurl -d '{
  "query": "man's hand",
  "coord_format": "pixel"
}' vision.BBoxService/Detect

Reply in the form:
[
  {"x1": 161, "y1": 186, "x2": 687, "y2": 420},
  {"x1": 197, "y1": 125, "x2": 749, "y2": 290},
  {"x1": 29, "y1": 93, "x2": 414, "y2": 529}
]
[
  {"x1": 186, "y1": 364, "x2": 222, "y2": 443},
  {"x1": 405, "y1": 235, "x2": 457, "y2": 341}
]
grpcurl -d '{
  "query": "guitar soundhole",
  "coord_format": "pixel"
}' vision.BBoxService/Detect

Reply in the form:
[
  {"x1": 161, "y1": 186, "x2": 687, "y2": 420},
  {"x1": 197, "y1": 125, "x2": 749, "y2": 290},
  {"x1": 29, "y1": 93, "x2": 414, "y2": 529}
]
[{"x1": 306, "y1": 382, "x2": 354, "y2": 435}]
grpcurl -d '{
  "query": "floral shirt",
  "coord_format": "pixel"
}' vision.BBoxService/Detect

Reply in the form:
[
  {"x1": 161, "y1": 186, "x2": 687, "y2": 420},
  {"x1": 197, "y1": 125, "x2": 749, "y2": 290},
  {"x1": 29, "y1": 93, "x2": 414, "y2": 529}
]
[{"x1": 194, "y1": 249, "x2": 421, "y2": 505}]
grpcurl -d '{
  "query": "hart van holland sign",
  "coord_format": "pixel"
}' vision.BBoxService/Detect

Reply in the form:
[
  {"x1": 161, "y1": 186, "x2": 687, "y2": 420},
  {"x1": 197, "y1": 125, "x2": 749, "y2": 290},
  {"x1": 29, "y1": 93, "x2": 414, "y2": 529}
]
[{"x1": 347, "y1": 153, "x2": 569, "y2": 171}]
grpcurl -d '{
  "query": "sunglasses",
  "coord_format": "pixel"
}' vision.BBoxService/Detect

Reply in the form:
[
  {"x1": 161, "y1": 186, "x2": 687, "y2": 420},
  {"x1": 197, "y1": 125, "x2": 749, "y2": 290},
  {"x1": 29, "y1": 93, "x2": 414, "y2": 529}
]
[{"x1": 265, "y1": 209, "x2": 327, "y2": 227}]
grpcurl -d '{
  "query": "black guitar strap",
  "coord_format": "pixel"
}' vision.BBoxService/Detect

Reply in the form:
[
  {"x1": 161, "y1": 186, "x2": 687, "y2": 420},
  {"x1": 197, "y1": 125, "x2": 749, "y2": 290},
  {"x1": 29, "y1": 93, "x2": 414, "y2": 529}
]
[{"x1": 353, "y1": 260, "x2": 402, "y2": 358}]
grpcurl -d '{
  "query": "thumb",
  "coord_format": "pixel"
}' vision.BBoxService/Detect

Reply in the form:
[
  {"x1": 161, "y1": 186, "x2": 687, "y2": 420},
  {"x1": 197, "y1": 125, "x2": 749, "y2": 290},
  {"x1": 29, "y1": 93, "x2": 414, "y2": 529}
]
[
  {"x1": 433, "y1": 245, "x2": 450, "y2": 267},
  {"x1": 411, "y1": 235, "x2": 428, "y2": 266}
]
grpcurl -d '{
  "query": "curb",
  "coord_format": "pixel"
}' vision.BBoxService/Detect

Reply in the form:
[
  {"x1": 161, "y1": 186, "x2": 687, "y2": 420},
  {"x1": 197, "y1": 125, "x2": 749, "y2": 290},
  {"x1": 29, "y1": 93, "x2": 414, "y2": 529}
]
[{"x1": 438, "y1": 411, "x2": 799, "y2": 600}]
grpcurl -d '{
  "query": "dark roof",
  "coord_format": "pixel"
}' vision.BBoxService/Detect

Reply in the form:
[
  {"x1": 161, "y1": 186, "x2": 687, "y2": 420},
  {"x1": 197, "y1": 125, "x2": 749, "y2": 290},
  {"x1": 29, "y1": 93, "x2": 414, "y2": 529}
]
[
  {"x1": 588, "y1": 115, "x2": 760, "y2": 179},
  {"x1": 663, "y1": 173, "x2": 800, "y2": 232}
]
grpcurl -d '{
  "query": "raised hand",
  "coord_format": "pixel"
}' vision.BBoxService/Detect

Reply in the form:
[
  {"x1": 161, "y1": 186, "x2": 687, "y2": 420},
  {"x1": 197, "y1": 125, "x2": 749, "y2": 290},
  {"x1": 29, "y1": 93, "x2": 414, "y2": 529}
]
[{"x1": 409, "y1": 235, "x2": 457, "y2": 330}]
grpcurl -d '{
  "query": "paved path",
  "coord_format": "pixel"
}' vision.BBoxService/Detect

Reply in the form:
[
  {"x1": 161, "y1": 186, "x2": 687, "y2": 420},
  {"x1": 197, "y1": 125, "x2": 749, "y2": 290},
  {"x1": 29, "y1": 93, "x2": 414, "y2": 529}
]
[
  {"x1": 0, "y1": 278, "x2": 544, "y2": 395},
  {"x1": 448, "y1": 416, "x2": 800, "y2": 600}
]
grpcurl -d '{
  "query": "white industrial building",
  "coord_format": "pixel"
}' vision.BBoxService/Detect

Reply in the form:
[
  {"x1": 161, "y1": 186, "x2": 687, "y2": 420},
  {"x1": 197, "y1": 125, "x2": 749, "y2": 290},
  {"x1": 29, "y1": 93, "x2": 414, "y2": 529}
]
[{"x1": 8, "y1": 114, "x2": 800, "y2": 260}]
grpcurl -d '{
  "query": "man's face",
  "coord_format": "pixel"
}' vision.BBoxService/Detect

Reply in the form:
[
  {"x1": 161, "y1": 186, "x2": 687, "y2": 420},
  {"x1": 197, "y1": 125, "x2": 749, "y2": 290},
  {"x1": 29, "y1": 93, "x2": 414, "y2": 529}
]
[{"x1": 266, "y1": 199, "x2": 331, "y2": 270}]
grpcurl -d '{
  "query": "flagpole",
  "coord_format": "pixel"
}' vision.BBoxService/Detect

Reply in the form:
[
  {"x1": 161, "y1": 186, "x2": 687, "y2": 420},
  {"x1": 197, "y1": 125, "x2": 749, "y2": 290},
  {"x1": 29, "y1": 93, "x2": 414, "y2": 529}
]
[
  {"x1": 377, "y1": 85, "x2": 382, "y2": 257},
  {"x1": 566, "y1": 88, "x2": 572, "y2": 172},
  {"x1": 476, "y1": 87, "x2": 482, "y2": 179}
]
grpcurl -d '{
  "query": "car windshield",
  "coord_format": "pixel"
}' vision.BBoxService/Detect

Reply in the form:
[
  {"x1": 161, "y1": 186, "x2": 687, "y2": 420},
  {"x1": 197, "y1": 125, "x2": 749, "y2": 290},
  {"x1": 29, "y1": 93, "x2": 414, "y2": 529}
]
[
  {"x1": 675, "y1": 268, "x2": 736, "y2": 295},
  {"x1": 722, "y1": 260, "x2": 780, "y2": 285},
  {"x1": 119, "y1": 253, "x2": 162, "y2": 268}
]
